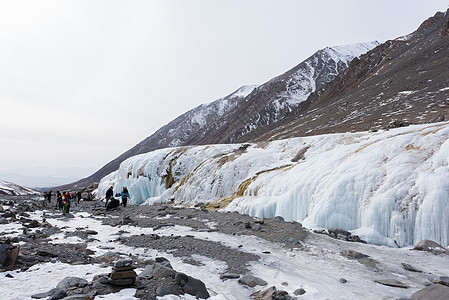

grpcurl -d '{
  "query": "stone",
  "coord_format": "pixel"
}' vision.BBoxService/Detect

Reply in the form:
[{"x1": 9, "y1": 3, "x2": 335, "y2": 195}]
[
  {"x1": 175, "y1": 272, "x2": 210, "y2": 299},
  {"x1": 3, "y1": 244, "x2": 20, "y2": 268},
  {"x1": 156, "y1": 286, "x2": 171, "y2": 297},
  {"x1": 413, "y1": 240, "x2": 448, "y2": 254},
  {"x1": 411, "y1": 284, "x2": 449, "y2": 300},
  {"x1": 238, "y1": 275, "x2": 268, "y2": 287},
  {"x1": 339, "y1": 278, "x2": 347, "y2": 283},
  {"x1": 114, "y1": 259, "x2": 133, "y2": 267},
  {"x1": 37, "y1": 250, "x2": 58, "y2": 257},
  {"x1": 110, "y1": 270, "x2": 137, "y2": 280},
  {"x1": 284, "y1": 237, "x2": 301, "y2": 246},
  {"x1": 109, "y1": 277, "x2": 135, "y2": 286},
  {"x1": 401, "y1": 262, "x2": 422, "y2": 273},
  {"x1": 85, "y1": 230, "x2": 98, "y2": 235},
  {"x1": 252, "y1": 224, "x2": 262, "y2": 231},
  {"x1": 62, "y1": 295, "x2": 93, "y2": 300},
  {"x1": 253, "y1": 286, "x2": 276, "y2": 300},
  {"x1": 56, "y1": 277, "x2": 88, "y2": 291},
  {"x1": 274, "y1": 216, "x2": 284, "y2": 222},
  {"x1": 49, "y1": 288, "x2": 67, "y2": 300},
  {"x1": 374, "y1": 279, "x2": 408, "y2": 289},
  {"x1": 293, "y1": 288, "x2": 306, "y2": 295},
  {"x1": 112, "y1": 265, "x2": 136, "y2": 272},
  {"x1": 220, "y1": 273, "x2": 240, "y2": 280},
  {"x1": 153, "y1": 223, "x2": 175, "y2": 231},
  {"x1": 341, "y1": 249, "x2": 369, "y2": 259},
  {"x1": 138, "y1": 263, "x2": 176, "y2": 279},
  {"x1": 155, "y1": 257, "x2": 173, "y2": 269},
  {"x1": 328, "y1": 227, "x2": 351, "y2": 238}
]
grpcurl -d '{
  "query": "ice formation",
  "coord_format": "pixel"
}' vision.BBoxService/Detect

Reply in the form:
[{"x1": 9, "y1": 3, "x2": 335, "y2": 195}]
[{"x1": 98, "y1": 122, "x2": 449, "y2": 247}]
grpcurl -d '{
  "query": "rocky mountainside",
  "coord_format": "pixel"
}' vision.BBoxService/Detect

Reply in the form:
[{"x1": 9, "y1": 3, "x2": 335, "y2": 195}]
[
  {"x1": 63, "y1": 43, "x2": 376, "y2": 190},
  {"x1": 250, "y1": 10, "x2": 449, "y2": 142},
  {"x1": 0, "y1": 180, "x2": 38, "y2": 196}
]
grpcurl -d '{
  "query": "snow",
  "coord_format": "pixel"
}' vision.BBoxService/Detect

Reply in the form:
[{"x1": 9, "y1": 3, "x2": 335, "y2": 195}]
[
  {"x1": 98, "y1": 122, "x2": 449, "y2": 248},
  {"x1": 1, "y1": 208, "x2": 449, "y2": 299},
  {"x1": 0, "y1": 180, "x2": 38, "y2": 196}
]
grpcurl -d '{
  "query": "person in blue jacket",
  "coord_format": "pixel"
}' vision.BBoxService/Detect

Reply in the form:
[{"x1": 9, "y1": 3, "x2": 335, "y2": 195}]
[{"x1": 121, "y1": 187, "x2": 130, "y2": 207}]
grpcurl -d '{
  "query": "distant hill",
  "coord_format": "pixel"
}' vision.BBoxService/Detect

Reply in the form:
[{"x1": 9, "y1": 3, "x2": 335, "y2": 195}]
[{"x1": 0, "y1": 180, "x2": 39, "y2": 196}]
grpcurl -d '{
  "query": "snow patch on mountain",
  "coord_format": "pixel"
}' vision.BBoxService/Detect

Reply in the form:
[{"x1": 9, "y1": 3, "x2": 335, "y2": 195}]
[
  {"x1": 98, "y1": 122, "x2": 449, "y2": 248},
  {"x1": 0, "y1": 180, "x2": 39, "y2": 196}
]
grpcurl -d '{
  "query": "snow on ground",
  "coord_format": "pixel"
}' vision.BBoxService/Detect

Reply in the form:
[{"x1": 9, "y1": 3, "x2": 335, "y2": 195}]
[
  {"x1": 97, "y1": 122, "x2": 449, "y2": 248},
  {"x1": 2, "y1": 207, "x2": 449, "y2": 300}
]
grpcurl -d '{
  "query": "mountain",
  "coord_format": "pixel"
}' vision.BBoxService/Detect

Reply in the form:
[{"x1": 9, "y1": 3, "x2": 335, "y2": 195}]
[
  {"x1": 62, "y1": 42, "x2": 377, "y2": 190},
  {"x1": 0, "y1": 180, "x2": 39, "y2": 196},
  {"x1": 250, "y1": 9, "x2": 449, "y2": 142},
  {"x1": 97, "y1": 122, "x2": 449, "y2": 248}
]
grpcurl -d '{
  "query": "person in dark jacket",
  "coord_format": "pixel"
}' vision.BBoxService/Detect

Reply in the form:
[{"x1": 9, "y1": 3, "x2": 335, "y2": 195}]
[{"x1": 105, "y1": 186, "x2": 114, "y2": 208}]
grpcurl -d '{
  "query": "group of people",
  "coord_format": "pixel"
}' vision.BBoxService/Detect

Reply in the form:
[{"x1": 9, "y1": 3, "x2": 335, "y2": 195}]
[
  {"x1": 105, "y1": 186, "x2": 130, "y2": 210},
  {"x1": 43, "y1": 190, "x2": 91, "y2": 214}
]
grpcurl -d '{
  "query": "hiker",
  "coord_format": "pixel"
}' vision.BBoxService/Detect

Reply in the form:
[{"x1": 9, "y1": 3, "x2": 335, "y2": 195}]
[
  {"x1": 57, "y1": 191, "x2": 62, "y2": 211},
  {"x1": 66, "y1": 192, "x2": 72, "y2": 212},
  {"x1": 62, "y1": 192, "x2": 70, "y2": 214},
  {"x1": 105, "y1": 186, "x2": 114, "y2": 208},
  {"x1": 46, "y1": 190, "x2": 52, "y2": 203},
  {"x1": 121, "y1": 187, "x2": 130, "y2": 208},
  {"x1": 76, "y1": 191, "x2": 82, "y2": 204}
]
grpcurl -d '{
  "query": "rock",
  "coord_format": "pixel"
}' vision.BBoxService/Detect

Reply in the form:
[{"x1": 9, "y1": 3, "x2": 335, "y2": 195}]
[
  {"x1": 156, "y1": 286, "x2": 171, "y2": 297},
  {"x1": 252, "y1": 224, "x2": 262, "y2": 231},
  {"x1": 175, "y1": 272, "x2": 210, "y2": 299},
  {"x1": 238, "y1": 275, "x2": 268, "y2": 287},
  {"x1": 62, "y1": 295, "x2": 93, "y2": 300},
  {"x1": 284, "y1": 237, "x2": 301, "y2": 246},
  {"x1": 56, "y1": 277, "x2": 88, "y2": 291},
  {"x1": 138, "y1": 262, "x2": 176, "y2": 279},
  {"x1": 328, "y1": 228, "x2": 351, "y2": 238},
  {"x1": 374, "y1": 279, "x2": 408, "y2": 289},
  {"x1": 49, "y1": 288, "x2": 66, "y2": 300},
  {"x1": 112, "y1": 265, "x2": 136, "y2": 272},
  {"x1": 114, "y1": 259, "x2": 133, "y2": 267},
  {"x1": 411, "y1": 284, "x2": 449, "y2": 300},
  {"x1": 220, "y1": 273, "x2": 240, "y2": 280},
  {"x1": 110, "y1": 270, "x2": 137, "y2": 280},
  {"x1": 293, "y1": 288, "x2": 306, "y2": 295},
  {"x1": 155, "y1": 257, "x2": 173, "y2": 269},
  {"x1": 153, "y1": 223, "x2": 175, "y2": 231},
  {"x1": 252, "y1": 286, "x2": 276, "y2": 300},
  {"x1": 339, "y1": 278, "x2": 347, "y2": 283},
  {"x1": 341, "y1": 249, "x2": 368, "y2": 259},
  {"x1": 401, "y1": 262, "x2": 422, "y2": 273},
  {"x1": 5, "y1": 273, "x2": 14, "y2": 278},
  {"x1": 37, "y1": 250, "x2": 58, "y2": 257},
  {"x1": 274, "y1": 216, "x2": 284, "y2": 222},
  {"x1": 434, "y1": 276, "x2": 449, "y2": 286},
  {"x1": 109, "y1": 277, "x2": 135, "y2": 286},
  {"x1": 0, "y1": 244, "x2": 20, "y2": 268},
  {"x1": 413, "y1": 240, "x2": 448, "y2": 254},
  {"x1": 25, "y1": 219, "x2": 41, "y2": 228},
  {"x1": 84, "y1": 230, "x2": 98, "y2": 235}
]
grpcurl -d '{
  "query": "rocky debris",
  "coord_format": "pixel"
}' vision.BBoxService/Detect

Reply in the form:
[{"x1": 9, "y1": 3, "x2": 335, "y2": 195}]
[
  {"x1": 411, "y1": 284, "x2": 449, "y2": 300},
  {"x1": 374, "y1": 279, "x2": 408, "y2": 289},
  {"x1": 326, "y1": 227, "x2": 367, "y2": 244},
  {"x1": 238, "y1": 275, "x2": 268, "y2": 287},
  {"x1": 251, "y1": 286, "x2": 295, "y2": 300},
  {"x1": 413, "y1": 240, "x2": 448, "y2": 255},
  {"x1": 401, "y1": 262, "x2": 423, "y2": 273}
]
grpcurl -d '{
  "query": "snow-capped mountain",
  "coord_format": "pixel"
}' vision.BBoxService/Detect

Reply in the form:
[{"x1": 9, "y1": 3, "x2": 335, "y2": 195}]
[
  {"x1": 97, "y1": 122, "x2": 449, "y2": 248},
  {"x1": 62, "y1": 42, "x2": 376, "y2": 191},
  {"x1": 0, "y1": 180, "x2": 39, "y2": 196},
  {"x1": 255, "y1": 9, "x2": 449, "y2": 141}
]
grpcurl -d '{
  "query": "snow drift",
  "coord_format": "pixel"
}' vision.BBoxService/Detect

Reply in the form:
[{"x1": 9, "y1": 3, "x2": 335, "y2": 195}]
[{"x1": 97, "y1": 122, "x2": 449, "y2": 248}]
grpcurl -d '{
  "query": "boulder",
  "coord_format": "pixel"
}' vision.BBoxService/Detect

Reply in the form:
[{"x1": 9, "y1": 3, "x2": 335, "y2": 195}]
[
  {"x1": 56, "y1": 277, "x2": 88, "y2": 291},
  {"x1": 238, "y1": 275, "x2": 268, "y2": 287},
  {"x1": 138, "y1": 262, "x2": 176, "y2": 279},
  {"x1": 401, "y1": 262, "x2": 422, "y2": 273},
  {"x1": 175, "y1": 272, "x2": 210, "y2": 299},
  {"x1": 411, "y1": 284, "x2": 449, "y2": 300},
  {"x1": 251, "y1": 286, "x2": 276, "y2": 300},
  {"x1": 413, "y1": 240, "x2": 448, "y2": 254}
]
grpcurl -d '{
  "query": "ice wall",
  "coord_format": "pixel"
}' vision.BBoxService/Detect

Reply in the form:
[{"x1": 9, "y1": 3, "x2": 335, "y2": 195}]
[{"x1": 97, "y1": 122, "x2": 449, "y2": 247}]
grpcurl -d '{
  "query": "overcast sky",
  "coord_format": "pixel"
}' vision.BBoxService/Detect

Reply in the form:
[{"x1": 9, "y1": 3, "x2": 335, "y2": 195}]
[{"x1": 1, "y1": 0, "x2": 448, "y2": 187}]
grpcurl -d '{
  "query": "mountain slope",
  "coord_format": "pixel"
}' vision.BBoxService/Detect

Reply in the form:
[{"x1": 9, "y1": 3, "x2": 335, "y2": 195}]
[
  {"x1": 63, "y1": 43, "x2": 376, "y2": 190},
  {"x1": 0, "y1": 180, "x2": 39, "y2": 196},
  {"x1": 251, "y1": 10, "x2": 449, "y2": 142}
]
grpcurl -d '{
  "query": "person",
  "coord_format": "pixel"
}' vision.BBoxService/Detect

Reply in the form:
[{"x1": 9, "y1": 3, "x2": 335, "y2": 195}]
[
  {"x1": 76, "y1": 191, "x2": 82, "y2": 204},
  {"x1": 47, "y1": 190, "x2": 52, "y2": 204},
  {"x1": 56, "y1": 191, "x2": 62, "y2": 211},
  {"x1": 66, "y1": 192, "x2": 72, "y2": 212},
  {"x1": 105, "y1": 186, "x2": 114, "y2": 208},
  {"x1": 121, "y1": 187, "x2": 130, "y2": 208},
  {"x1": 62, "y1": 192, "x2": 70, "y2": 214}
]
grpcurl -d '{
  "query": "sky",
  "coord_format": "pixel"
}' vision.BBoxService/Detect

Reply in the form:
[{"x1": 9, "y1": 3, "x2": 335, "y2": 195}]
[{"x1": 0, "y1": 0, "x2": 448, "y2": 187}]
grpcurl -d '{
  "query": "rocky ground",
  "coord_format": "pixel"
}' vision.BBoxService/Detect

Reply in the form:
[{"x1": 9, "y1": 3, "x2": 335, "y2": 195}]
[{"x1": 1, "y1": 195, "x2": 449, "y2": 300}]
